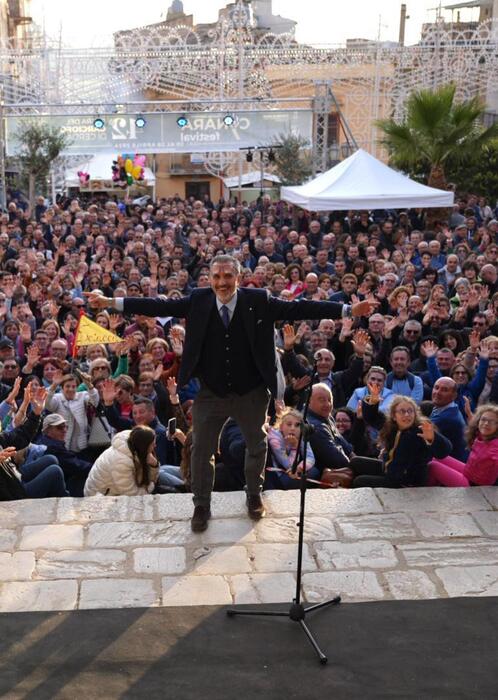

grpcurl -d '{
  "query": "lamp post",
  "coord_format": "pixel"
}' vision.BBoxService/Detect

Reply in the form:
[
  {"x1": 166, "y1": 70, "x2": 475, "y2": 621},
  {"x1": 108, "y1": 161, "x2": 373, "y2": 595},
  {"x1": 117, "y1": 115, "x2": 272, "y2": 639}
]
[{"x1": 239, "y1": 145, "x2": 281, "y2": 202}]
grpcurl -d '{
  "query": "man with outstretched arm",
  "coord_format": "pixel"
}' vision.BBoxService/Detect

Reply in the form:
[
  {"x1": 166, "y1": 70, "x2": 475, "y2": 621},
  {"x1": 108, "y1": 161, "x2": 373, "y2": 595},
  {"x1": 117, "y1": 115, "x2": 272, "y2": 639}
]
[{"x1": 87, "y1": 254, "x2": 376, "y2": 532}]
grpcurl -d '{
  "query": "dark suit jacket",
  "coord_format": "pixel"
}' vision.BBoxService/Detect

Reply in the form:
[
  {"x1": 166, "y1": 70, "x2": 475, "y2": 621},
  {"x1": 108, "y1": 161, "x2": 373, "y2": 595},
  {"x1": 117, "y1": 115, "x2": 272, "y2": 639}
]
[{"x1": 124, "y1": 289, "x2": 345, "y2": 395}]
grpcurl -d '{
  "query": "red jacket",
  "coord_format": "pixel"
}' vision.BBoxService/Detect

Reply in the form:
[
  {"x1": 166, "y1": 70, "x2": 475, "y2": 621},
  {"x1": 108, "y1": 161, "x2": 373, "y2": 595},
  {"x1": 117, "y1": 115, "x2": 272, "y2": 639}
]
[{"x1": 464, "y1": 436, "x2": 498, "y2": 486}]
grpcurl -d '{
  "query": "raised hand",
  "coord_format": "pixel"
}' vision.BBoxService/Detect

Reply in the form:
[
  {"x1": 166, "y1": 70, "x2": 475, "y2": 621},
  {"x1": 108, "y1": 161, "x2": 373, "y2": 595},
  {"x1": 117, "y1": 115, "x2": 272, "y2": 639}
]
[
  {"x1": 463, "y1": 395, "x2": 474, "y2": 422},
  {"x1": 5, "y1": 377, "x2": 22, "y2": 406},
  {"x1": 292, "y1": 375, "x2": 311, "y2": 392},
  {"x1": 30, "y1": 387, "x2": 48, "y2": 415},
  {"x1": 282, "y1": 323, "x2": 296, "y2": 351},
  {"x1": 274, "y1": 399, "x2": 285, "y2": 419},
  {"x1": 376, "y1": 282, "x2": 387, "y2": 300},
  {"x1": 468, "y1": 329, "x2": 480, "y2": 352},
  {"x1": 351, "y1": 329, "x2": 370, "y2": 357},
  {"x1": 367, "y1": 380, "x2": 381, "y2": 402},
  {"x1": 479, "y1": 338, "x2": 490, "y2": 360},
  {"x1": 109, "y1": 313, "x2": 122, "y2": 331},
  {"x1": 26, "y1": 344, "x2": 41, "y2": 367},
  {"x1": 339, "y1": 316, "x2": 354, "y2": 338},
  {"x1": 20, "y1": 322, "x2": 32, "y2": 343},
  {"x1": 102, "y1": 379, "x2": 117, "y2": 405},
  {"x1": 418, "y1": 420, "x2": 435, "y2": 444},
  {"x1": 166, "y1": 376, "x2": 178, "y2": 397},
  {"x1": 383, "y1": 316, "x2": 398, "y2": 338},
  {"x1": 170, "y1": 336, "x2": 183, "y2": 357},
  {"x1": 398, "y1": 307, "x2": 409, "y2": 324},
  {"x1": 421, "y1": 340, "x2": 438, "y2": 358}
]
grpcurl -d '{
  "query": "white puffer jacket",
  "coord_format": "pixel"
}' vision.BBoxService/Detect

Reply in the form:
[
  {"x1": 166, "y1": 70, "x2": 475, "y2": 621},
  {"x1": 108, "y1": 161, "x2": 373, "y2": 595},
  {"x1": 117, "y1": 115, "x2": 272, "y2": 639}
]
[{"x1": 84, "y1": 430, "x2": 157, "y2": 497}]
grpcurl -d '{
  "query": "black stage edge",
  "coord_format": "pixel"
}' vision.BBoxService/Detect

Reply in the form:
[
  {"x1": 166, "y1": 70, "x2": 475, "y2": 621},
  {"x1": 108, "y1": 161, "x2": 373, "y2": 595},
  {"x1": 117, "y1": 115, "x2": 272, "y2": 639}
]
[{"x1": 1, "y1": 597, "x2": 497, "y2": 699}]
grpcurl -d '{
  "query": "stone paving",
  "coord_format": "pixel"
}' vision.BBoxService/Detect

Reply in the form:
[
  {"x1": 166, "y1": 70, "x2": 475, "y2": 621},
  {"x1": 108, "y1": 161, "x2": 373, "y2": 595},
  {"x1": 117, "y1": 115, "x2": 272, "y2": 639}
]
[{"x1": 0, "y1": 487, "x2": 497, "y2": 612}]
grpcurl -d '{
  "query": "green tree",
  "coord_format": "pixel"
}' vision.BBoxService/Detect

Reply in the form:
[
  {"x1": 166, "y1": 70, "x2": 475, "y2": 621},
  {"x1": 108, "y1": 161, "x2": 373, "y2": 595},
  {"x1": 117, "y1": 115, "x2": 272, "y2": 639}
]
[
  {"x1": 273, "y1": 133, "x2": 312, "y2": 186},
  {"x1": 376, "y1": 84, "x2": 498, "y2": 191},
  {"x1": 14, "y1": 121, "x2": 72, "y2": 208},
  {"x1": 446, "y1": 142, "x2": 498, "y2": 202}
]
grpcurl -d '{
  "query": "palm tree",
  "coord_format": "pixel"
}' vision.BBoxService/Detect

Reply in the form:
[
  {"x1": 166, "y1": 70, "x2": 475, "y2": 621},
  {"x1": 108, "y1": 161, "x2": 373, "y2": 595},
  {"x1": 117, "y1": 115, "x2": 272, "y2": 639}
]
[{"x1": 376, "y1": 84, "x2": 498, "y2": 192}]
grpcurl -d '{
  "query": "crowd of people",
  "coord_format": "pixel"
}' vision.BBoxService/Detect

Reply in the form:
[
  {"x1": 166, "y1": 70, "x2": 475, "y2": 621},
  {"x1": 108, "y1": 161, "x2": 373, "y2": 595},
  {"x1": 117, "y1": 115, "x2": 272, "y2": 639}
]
[{"x1": 0, "y1": 189, "x2": 497, "y2": 507}]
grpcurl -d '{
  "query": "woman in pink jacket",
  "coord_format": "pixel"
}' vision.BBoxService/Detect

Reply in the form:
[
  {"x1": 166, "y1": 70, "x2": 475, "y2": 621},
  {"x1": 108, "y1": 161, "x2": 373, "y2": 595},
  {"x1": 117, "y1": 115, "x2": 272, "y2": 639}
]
[{"x1": 429, "y1": 404, "x2": 498, "y2": 487}]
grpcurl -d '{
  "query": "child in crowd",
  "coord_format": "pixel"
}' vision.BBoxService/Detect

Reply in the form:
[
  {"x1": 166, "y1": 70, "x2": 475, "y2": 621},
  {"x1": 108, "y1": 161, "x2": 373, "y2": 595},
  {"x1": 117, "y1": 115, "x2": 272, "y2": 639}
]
[
  {"x1": 267, "y1": 408, "x2": 318, "y2": 489},
  {"x1": 429, "y1": 404, "x2": 498, "y2": 486}
]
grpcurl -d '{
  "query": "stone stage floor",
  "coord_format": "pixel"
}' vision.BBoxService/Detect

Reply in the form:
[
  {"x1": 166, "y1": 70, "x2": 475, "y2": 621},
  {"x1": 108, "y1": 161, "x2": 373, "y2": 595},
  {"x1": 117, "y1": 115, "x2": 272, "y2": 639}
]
[{"x1": 1, "y1": 487, "x2": 498, "y2": 613}]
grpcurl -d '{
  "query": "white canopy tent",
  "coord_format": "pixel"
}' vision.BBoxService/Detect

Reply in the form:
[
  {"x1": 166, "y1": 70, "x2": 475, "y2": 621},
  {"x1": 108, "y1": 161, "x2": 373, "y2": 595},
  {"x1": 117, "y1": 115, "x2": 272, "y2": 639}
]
[
  {"x1": 65, "y1": 153, "x2": 155, "y2": 190},
  {"x1": 281, "y1": 149, "x2": 454, "y2": 210}
]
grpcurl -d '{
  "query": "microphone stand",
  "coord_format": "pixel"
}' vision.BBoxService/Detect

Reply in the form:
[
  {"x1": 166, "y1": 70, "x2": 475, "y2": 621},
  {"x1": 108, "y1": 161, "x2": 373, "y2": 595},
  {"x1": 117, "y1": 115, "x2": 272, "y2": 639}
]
[{"x1": 227, "y1": 362, "x2": 341, "y2": 664}]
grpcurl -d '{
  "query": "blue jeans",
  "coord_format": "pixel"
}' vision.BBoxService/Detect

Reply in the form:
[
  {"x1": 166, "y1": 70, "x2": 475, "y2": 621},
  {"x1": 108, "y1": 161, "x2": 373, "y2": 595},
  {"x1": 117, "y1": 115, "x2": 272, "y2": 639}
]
[
  {"x1": 158, "y1": 465, "x2": 184, "y2": 488},
  {"x1": 21, "y1": 455, "x2": 69, "y2": 498}
]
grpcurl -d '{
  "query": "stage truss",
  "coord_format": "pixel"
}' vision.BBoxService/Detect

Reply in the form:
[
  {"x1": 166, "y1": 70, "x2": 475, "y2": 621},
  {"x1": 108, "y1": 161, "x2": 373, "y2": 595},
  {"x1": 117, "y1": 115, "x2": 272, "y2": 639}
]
[{"x1": 1, "y1": 2, "x2": 498, "y2": 179}]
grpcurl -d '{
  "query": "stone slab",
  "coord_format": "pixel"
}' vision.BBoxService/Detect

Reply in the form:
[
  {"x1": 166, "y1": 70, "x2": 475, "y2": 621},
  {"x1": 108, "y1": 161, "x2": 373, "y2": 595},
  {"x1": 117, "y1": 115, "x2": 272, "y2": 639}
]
[
  {"x1": 336, "y1": 513, "x2": 418, "y2": 540},
  {"x1": 314, "y1": 540, "x2": 398, "y2": 570},
  {"x1": 19, "y1": 524, "x2": 84, "y2": 550},
  {"x1": 229, "y1": 572, "x2": 296, "y2": 604},
  {"x1": 199, "y1": 518, "x2": 256, "y2": 545},
  {"x1": 0, "y1": 499, "x2": 57, "y2": 527},
  {"x1": 133, "y1": 547, "x2": 186, "y2": 575},
  {"x1": 87, "y1": 521, "x2": 194, "y2": 548},
  {"x1": 435, "y1": 566, "x2": 498, "y2": 597},
  {"x1": 57, "y1": 495, "x2": 155, "y2": 523},
  {"x1": 399, "y1": 540, "x2": 498, "y2": 567},
  {"x1": 480, "y1": 487, "x2": 498, "y2": 510},
  {"x1": 192, "y1": 545, "x2": 251, "y2": 575},
  {"x1": 302, "y1": 571, "x2": 384, "y2": 602},
  {"x1": 254, "y1": 516, "x2": 337, "y2": 543},
  {"x1": 0, "y1": 580, "x2": 77, "y2": 612},
  {"x1": 162, "y1": 575, "x2": 232, "y2": 606},
  {"x1": 377, "y1": 487, "x2": 491, "y2": 514},
  {"x1": 0, "y1": 529, "x2": 17, "y2": 552},
  {"x1": 0, "y1": 552, "x2": 35, "y2": 581},
  {"x1": 248, "y1": 543, "x2": 315, "y2": 573},
  {"x1": 36, "y1": 549, "x2": 126, "y2": 579},
  {"x1": 383, "y1": 571, "x2": 440, "y2": 600},
  {"x1": 471, "y1": 511, "x2": 498, "y2": 536},
  {"x1": 416, "y1": 513, "x2": 483, "y2": 539},
  {"x1": 79, "y1": 579, "x2": 158, "y2": 609},
  {"x1": 264, "y1": 488, "x2": 383, "y2": 517}
]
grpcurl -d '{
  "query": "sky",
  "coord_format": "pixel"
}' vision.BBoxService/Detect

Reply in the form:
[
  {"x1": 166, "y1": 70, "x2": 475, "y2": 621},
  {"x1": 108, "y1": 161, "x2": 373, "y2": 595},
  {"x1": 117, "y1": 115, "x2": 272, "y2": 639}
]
[{"x1": 31, "y1": 0, "x2": 483, "y2": 48}]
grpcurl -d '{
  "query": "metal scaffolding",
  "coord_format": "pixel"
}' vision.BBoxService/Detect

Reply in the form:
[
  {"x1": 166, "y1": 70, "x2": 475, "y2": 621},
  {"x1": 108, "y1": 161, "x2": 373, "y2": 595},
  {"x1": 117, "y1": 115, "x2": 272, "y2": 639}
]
[{"x1": 1, "y1": 2, "x2": 497, "y2": 177}]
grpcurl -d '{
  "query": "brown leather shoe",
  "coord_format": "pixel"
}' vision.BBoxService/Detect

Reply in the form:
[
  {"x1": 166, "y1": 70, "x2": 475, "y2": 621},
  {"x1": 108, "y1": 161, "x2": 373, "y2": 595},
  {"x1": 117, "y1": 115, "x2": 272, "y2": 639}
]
[
  {"x1": 246, "y1": 494, "x2": 266, "y2": 520},
  {"x1": 191, "y1": 505, "x2": 211, "y2": 532}
]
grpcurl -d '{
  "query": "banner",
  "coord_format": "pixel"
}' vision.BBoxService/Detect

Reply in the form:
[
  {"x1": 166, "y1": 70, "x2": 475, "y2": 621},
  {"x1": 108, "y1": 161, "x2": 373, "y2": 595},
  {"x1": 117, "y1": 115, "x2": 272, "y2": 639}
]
[
  {"x1": 73, "y1": 314, "x2": 122, "y2": 349},
  {"x1": 5, "y1": 110, "x2": 313, "y2": 156}
]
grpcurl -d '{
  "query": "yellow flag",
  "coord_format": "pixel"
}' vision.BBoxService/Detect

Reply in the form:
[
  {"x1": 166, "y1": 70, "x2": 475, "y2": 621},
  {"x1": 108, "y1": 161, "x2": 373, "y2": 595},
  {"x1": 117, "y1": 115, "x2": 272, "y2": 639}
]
[{"x1": 73, "y1": 314, "x2": 122, "y2": 348}]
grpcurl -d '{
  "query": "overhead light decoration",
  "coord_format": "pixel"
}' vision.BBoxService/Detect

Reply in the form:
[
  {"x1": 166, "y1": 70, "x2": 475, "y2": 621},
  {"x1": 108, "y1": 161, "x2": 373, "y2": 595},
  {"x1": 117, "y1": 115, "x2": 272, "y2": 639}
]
[
  {"x1": 135, "y1": 116, "x2": 146, "y2": 128},
  {"x1": 246, "y1": 149, "x2": 253, "y2": 163},
  {"x1": 223, "y1": 114, "x2": 235, "y2": 126},
  {"x1": 93, "y1": 117, "x2": 105, "y2": 129},
  {"x1": 176, "y1": 115, "x2": 189, "y2": 128}
]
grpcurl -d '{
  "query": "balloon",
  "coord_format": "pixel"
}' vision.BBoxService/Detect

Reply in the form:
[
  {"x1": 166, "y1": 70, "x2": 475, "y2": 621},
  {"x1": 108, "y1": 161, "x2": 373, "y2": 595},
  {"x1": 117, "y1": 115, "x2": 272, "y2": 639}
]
[
  {"x1": 126, "y1": 173, "x2": 133, "y2": 185},
  {"x1": 125, "y1": 159, "x2": 133, "y2": 174},
  {"x1": 134, "y1": 155, "x2": 146, "y2": 167},
  {"x1": 131, "y1": 165, "x2": 142, "y2": 180},
  {"x1": 117, "y1": 156, "x2": 124, "y2": 167}
]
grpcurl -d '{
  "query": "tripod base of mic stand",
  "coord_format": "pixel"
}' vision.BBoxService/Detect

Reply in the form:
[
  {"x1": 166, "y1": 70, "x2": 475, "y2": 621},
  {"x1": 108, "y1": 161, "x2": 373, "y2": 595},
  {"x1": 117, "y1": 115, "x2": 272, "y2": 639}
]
[{"x1": 226, "y1": 595, "x2": 341, "y2": 664}]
